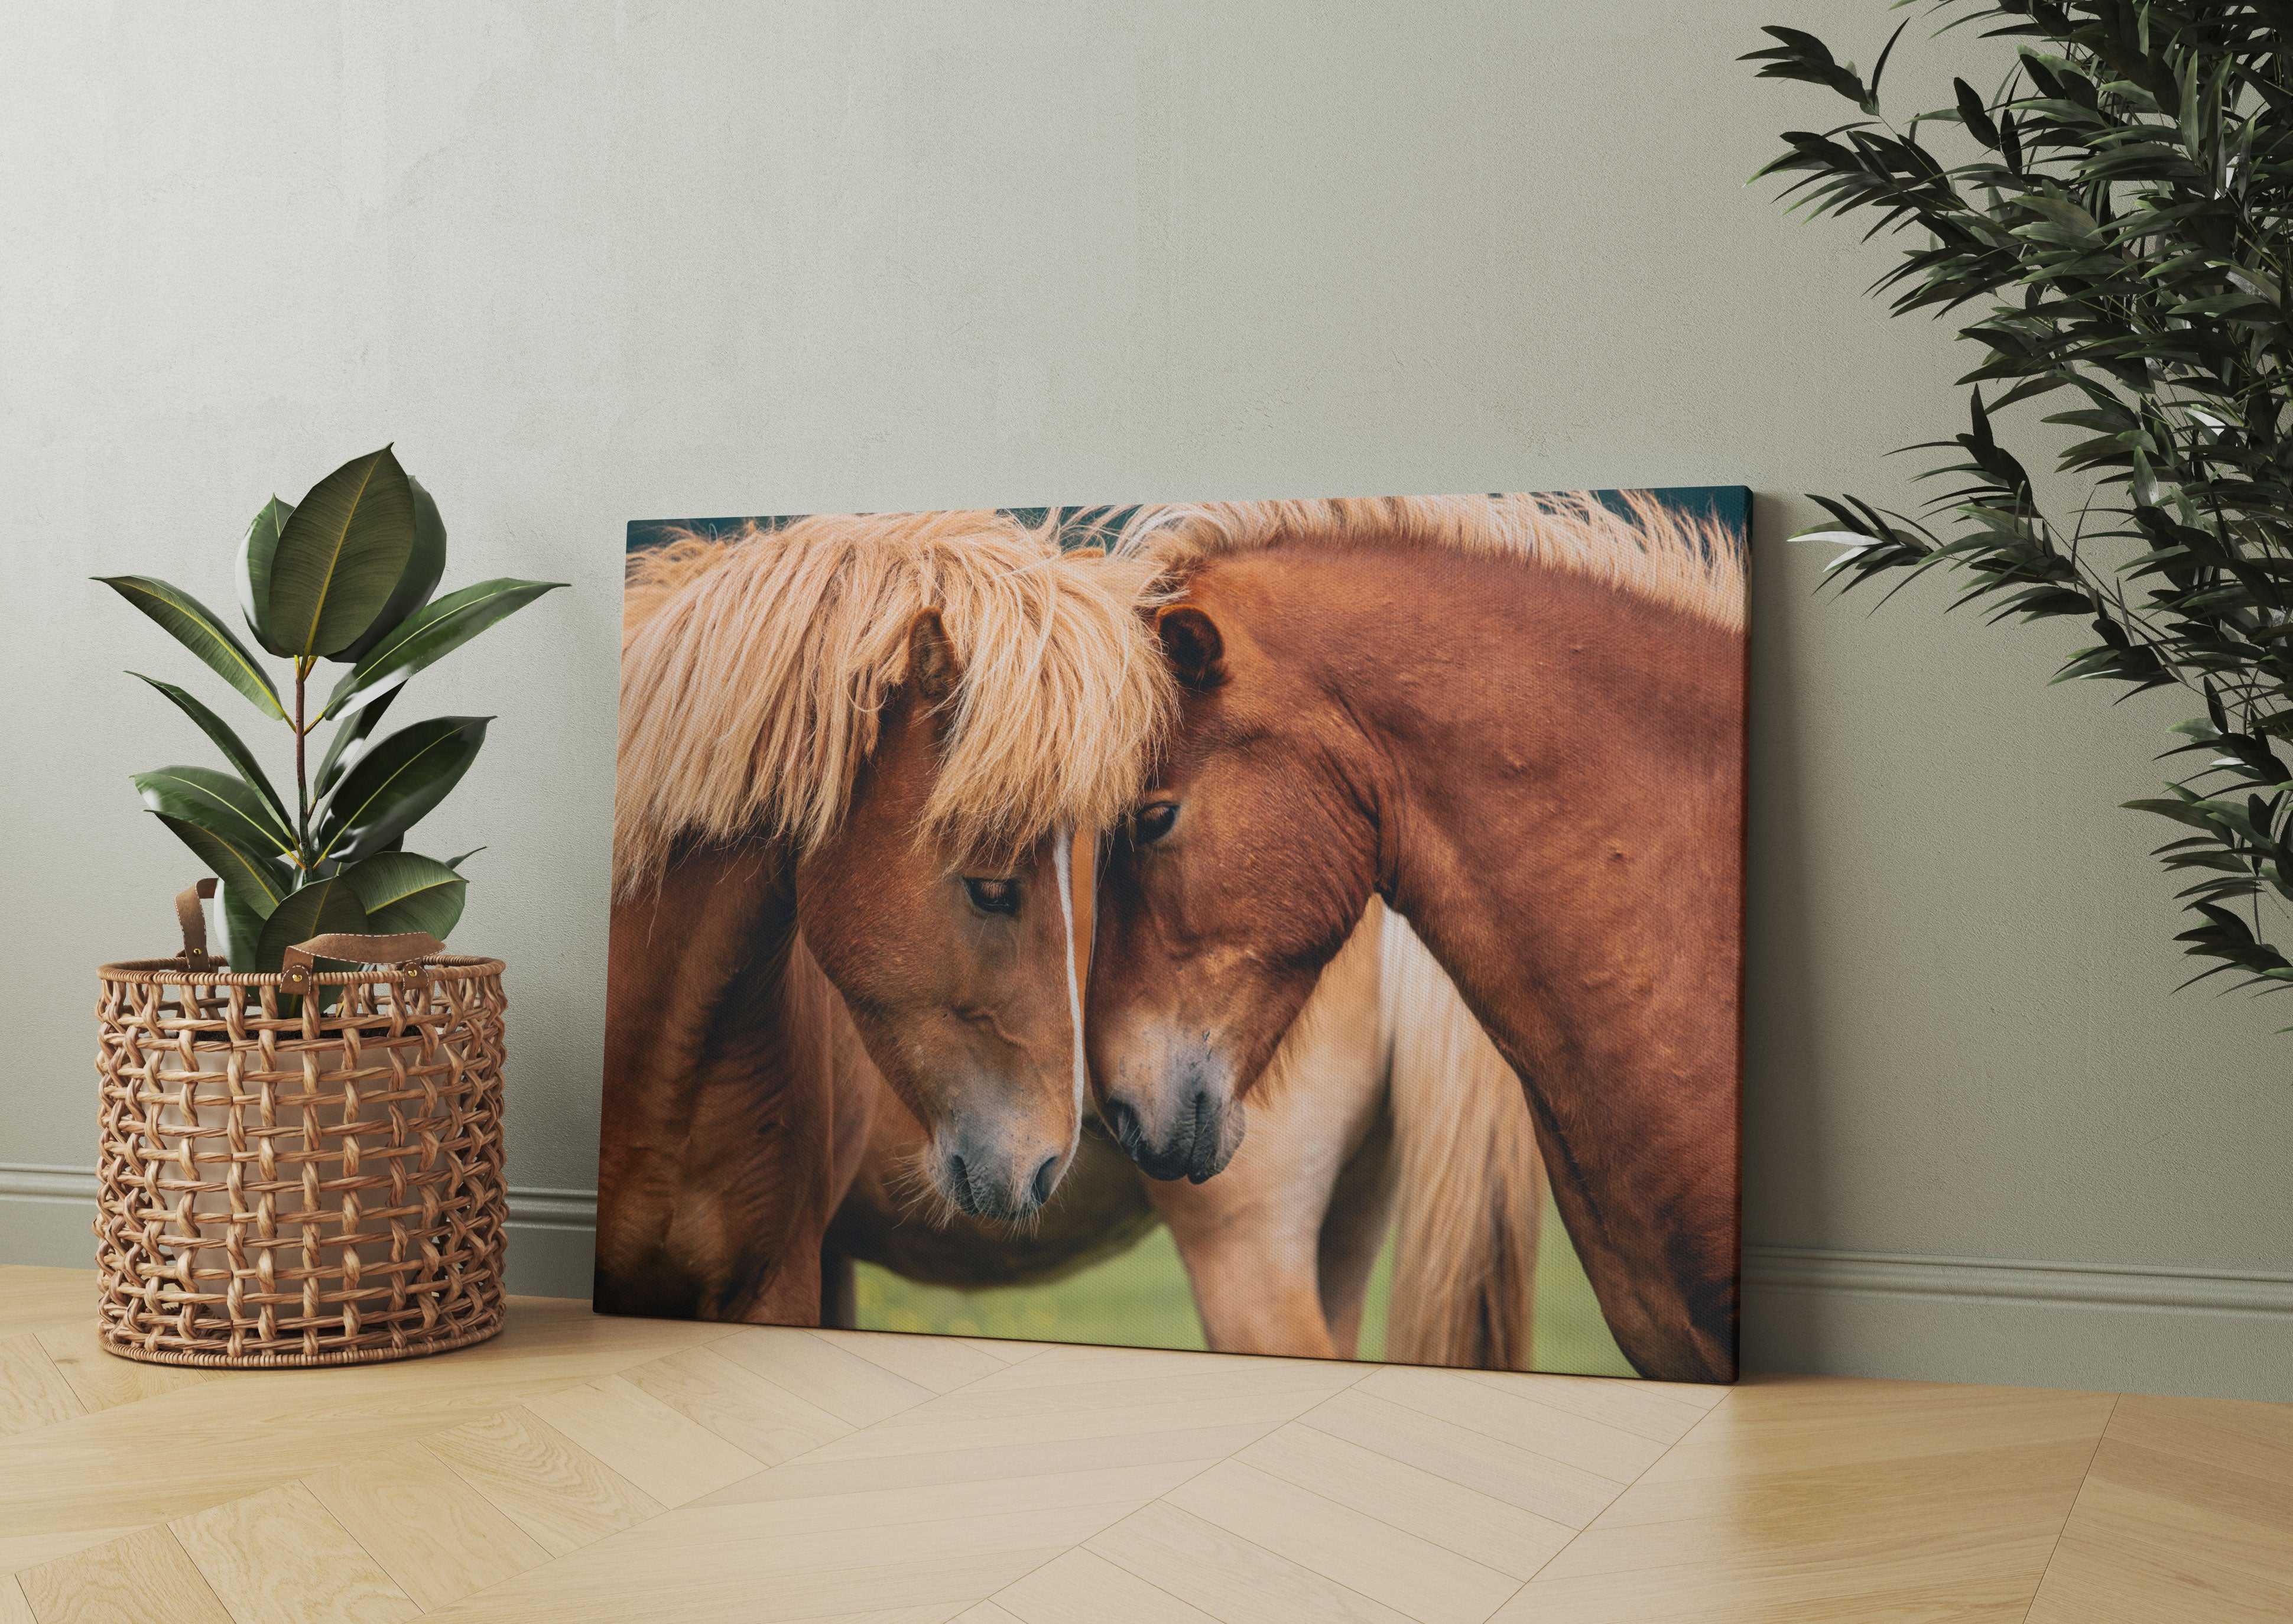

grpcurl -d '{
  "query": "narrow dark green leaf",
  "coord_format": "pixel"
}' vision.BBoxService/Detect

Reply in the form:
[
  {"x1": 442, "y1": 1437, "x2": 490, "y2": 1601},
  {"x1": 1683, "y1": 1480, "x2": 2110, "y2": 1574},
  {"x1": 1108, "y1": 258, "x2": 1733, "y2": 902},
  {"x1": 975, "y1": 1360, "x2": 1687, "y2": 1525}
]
[
  {"x1": 96, "y1": 576, "x2": 285, "y2": 719},
  {"x1": 130, "y1": 674, "x2": 290, "y2": 829},
  {"x1": 1862, "y1": 18, "x2": 1908, "y2": 113},
  {"x1": 1953, "y1": 78, "x2": 2000, "y2": 148},
  {"x1": 268, "y1": 446, "x2": 417, "y2": 659},
  {"x1": 340, "y1": 850, "x2": 467, "y2": 939},
  {"x1": 314, "y1": 716, "x2": 491, "y2": 863},
  {"x1": 319, "y1": 577, "x2": 566, "y2": 722}
]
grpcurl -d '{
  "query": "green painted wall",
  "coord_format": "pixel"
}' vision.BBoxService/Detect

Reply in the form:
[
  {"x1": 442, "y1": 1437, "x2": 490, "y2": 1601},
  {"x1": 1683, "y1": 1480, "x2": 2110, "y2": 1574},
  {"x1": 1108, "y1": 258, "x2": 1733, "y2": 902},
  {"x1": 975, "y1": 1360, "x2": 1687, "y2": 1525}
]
[{"x1": 2, "y1": 1, "x2": 2284, "y2": 1398}]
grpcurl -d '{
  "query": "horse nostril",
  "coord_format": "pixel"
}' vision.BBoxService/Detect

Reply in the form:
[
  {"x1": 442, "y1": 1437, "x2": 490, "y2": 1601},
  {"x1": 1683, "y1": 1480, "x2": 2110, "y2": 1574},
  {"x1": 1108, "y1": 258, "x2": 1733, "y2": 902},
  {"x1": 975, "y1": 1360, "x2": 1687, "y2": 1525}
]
[
  {"x1": 1172, "y1": 1084, "x2": 1209, "y2": 1159},
  {"x1": 1030, "y1": 1154, "x2": 1060, "y2": 1209},
  {"x1": 946, "y1": 1154, "x2": 976, "y2": 1215},
  {"x1": 1103, "y1": 1097, "x2": 1142, "y2": 1156},
  {"x1": 1183, "y1": 1086, "x2": 1223, "y2": 1183}
]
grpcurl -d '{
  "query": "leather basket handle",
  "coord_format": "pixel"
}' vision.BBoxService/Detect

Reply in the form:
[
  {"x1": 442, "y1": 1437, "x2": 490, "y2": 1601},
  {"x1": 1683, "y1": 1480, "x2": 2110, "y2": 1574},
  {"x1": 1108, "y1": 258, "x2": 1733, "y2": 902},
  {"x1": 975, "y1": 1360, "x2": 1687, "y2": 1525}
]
[
  {"x1": 175, "y1": 880, "x2": 219, "y2": 972},
  {"x1": 281, "y1": 932, "x2": 447, "y2": 987}
]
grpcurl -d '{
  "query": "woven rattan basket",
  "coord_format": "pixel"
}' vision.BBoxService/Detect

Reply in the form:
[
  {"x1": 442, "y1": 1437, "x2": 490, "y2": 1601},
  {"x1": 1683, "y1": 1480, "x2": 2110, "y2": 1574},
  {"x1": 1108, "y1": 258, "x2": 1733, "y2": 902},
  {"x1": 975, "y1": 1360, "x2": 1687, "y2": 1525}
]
[{"x1": 92, "y1": 882, "x2": 509, "y2": 1367}]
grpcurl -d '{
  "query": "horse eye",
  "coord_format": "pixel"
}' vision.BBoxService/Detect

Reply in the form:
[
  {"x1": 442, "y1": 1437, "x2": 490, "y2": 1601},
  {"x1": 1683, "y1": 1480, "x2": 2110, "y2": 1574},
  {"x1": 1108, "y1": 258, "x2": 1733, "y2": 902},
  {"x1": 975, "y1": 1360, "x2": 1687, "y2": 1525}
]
[
  {"x1": 963, "y1": 877, "x2": 1020, "y2": 915},
  {"x1": 1133, "y1": 802, "x2": 1179, "y2": 845}
]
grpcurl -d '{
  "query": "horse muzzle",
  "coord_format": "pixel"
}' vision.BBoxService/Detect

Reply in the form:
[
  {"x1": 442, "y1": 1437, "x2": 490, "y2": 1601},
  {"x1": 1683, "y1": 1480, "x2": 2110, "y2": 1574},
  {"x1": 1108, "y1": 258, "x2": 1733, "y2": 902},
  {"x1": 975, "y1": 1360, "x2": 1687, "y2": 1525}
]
[
  {"x1": 1100, "y1": 1058, "x2": 1244, "y2": 1185},
  {"x1": 931, "y1": 1129, "x2": 1067, "y2": 1222}
]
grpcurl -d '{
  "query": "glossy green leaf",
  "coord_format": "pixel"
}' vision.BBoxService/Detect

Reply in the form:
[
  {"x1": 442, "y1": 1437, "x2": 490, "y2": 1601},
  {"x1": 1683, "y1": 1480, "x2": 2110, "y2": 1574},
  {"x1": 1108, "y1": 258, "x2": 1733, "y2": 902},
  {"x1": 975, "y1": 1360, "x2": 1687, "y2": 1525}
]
[
  {"x1": 150, "y1": 814, "x2": 290, "y2": 917},
  {"x1": 96, "y1": 576, "x2": 285, "y2": 720},
  {"x1": 340, "y1": 851, "x2": 467, "y2": 939},
  {"x1": 319, "y1": 577, "x2": 566, "y2": 722},
  {"x1": 130, "y1": 674, "x2": 290, "y2": 829},
  {"x1": 268, "y1": 446, "x2": 417, "y2": 659},
  {"x1": 444, "y1": 847, "x2": 483, "y2": 871},
  {"x1": 314, "y1": 715, "x2": 490, "y2": 863},
  {"x1": 254, "y1": 876, "x2": 371, "y2": 977},
  {"x1": 236, "y1": 496, "x2": 295, "y2": 655},
  {"x1": 135, "y1": 765, "x2": 294, "y2": 858},
  {"x1": 312, "y1": 684, "x2": 401, "y2": 800},
  {"x1": 218, "y1": 882, "x2": 268, "y2": 971},
  {"x1": 335, "y1": 475, "x2": 450, "y2": 665}
]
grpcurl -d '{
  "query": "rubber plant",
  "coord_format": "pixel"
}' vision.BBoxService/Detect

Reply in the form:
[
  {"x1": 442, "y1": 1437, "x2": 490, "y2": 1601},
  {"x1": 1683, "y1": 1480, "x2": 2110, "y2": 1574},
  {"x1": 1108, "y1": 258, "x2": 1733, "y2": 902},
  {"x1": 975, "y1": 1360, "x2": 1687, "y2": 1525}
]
[
  {"x1": 100, "y1": 447, "x2": 564, "y2": 970},
  {"x1": 1746, "y1": 2, "x2": 2293, "y2": 1006}
]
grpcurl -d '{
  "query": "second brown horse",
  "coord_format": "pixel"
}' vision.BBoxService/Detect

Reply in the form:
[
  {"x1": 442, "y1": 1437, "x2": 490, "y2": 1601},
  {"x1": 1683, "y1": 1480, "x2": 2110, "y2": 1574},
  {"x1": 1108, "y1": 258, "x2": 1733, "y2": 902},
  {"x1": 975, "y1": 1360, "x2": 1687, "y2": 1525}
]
[{"x1": 1089, "y1": 493, "x2": 1745, "y2": 1383}]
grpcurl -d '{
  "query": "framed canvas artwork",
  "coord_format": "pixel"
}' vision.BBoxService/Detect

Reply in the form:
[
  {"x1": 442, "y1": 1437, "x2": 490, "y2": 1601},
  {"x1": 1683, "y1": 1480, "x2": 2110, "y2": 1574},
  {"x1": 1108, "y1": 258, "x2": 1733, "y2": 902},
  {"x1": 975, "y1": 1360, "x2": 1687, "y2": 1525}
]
[{"x1": 595, "y1": 490, "x2": 1748, "y2": 1382}]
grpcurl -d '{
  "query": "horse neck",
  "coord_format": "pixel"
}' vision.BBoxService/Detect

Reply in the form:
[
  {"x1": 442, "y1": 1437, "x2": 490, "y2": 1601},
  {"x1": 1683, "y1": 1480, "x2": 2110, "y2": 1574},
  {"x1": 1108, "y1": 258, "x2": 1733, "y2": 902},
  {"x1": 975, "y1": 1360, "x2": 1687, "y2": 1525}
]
[
  {"x1": 1236, "y1": 545, "x2": 1741, "y2": 1058},
  {"x1": 1229, "y1": 543, "x2": 1744, "y2": 1376}
]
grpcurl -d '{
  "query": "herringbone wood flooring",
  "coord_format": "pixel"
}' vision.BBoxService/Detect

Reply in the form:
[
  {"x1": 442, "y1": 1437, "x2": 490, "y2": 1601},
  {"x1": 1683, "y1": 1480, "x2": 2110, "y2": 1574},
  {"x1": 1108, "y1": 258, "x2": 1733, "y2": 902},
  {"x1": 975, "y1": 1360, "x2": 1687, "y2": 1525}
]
[{"x1": 1, "y1": 1265, "x2": 2285, "y2": 1622}]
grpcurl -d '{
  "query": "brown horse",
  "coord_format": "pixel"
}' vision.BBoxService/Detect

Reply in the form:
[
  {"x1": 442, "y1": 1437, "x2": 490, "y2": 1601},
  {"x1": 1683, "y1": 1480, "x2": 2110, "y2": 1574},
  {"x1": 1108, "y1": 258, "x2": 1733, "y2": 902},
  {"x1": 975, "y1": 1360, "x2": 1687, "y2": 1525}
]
[
  {"x1": 596, "y1": 511, "x2": 1170, "y2": 1323},
  {"x1": 1087, "y1": 493, "x2": 1745, "y2": 1383},
  {"x1": 825, "y1": 899, "x2": 1547, "y2": 1368}
]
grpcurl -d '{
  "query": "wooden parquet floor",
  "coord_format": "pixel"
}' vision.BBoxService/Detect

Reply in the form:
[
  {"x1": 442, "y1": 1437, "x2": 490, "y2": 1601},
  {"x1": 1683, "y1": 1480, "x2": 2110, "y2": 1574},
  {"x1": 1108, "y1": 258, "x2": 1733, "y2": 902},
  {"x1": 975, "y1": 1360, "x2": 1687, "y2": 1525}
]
[{"x1": 2, "y1": 1265, "x2": 2286, "y2": 1623}]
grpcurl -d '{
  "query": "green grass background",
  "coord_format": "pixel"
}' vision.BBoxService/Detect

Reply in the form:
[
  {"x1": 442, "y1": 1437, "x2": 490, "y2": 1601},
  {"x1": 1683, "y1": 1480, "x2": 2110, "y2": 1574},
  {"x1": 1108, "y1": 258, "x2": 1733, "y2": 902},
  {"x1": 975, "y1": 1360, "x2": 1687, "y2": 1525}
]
[{"x1": 855, "y1": 1186, "x2": 1638, "y2": 1378}]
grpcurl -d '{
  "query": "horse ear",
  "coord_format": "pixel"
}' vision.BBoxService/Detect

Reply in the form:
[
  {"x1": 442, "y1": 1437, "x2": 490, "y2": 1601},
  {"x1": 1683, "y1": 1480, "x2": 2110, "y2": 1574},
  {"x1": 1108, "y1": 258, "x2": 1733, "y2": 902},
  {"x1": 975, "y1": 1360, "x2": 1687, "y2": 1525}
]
[
  {"x1": 1155, "y1": 605, "x2": 1225, "y2": 691},
  {"x1": 906, "y1": 608, "x2": 960, "y2": 706}
]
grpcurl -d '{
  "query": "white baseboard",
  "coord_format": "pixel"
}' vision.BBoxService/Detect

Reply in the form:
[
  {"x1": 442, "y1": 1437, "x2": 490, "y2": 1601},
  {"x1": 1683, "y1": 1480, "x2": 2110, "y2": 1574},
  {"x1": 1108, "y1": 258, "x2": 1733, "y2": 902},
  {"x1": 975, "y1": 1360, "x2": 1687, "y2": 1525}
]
[
  {"x1": 1743, "y1": 1243, "x2": 2293, "y2": 1315},
  {"x1": 1741, "y1": 1243, "x2": 2293, "y2": 1402},
  {"x1": 7, "y1": 1165, "x2": 2285, "y2": 1400}
]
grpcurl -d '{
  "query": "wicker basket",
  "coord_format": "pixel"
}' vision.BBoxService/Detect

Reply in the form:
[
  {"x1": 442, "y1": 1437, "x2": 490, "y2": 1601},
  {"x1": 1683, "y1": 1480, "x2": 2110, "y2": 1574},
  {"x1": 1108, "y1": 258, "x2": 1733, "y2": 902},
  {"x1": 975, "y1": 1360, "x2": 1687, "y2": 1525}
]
[{"x1": 92, "y1": 882, "x2": 509, "y2": 1367}]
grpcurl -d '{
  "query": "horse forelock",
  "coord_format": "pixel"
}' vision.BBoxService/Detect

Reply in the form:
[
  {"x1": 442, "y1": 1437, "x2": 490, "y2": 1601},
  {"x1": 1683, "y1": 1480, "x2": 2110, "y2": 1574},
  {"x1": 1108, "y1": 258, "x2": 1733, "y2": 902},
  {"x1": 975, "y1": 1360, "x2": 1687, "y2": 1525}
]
[
  {"x1": 1113, "y1": 491, "x2": 1746, "y2": 633},
  {"x1": 614, "y1": 511, "x2": 1175, "y2": 894}
]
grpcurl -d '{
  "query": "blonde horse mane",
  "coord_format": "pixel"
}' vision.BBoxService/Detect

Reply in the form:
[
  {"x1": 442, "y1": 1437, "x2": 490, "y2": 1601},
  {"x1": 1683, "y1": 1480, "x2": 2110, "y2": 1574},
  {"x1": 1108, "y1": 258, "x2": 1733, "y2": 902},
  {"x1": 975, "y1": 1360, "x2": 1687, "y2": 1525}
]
[
  {"x1": 1381, "y1": 909, "x2": 1547, "y2": 1372},
  {"x1": 615, "y1": 509, "x2": 1174, "y2": 892},
  {"x1": 1116, "y1": 490, "x2": 1745, "y2": 632}
]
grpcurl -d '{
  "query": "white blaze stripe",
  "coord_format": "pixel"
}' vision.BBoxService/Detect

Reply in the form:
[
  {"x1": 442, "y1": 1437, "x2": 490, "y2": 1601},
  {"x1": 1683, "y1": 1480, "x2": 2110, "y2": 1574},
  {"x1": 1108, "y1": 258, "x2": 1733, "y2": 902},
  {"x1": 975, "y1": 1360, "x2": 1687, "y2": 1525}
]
[{"x1": 1053, "y1": 826, "x2": 1086, "y2": 1131}]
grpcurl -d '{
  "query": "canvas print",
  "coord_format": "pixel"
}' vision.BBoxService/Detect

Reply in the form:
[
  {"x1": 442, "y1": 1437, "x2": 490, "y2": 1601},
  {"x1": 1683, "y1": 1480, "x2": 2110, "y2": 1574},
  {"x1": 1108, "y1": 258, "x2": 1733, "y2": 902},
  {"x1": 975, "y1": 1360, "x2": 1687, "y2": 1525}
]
[{"x1": 596, "y1": 490, "x2": 1747, "y2": 1383}]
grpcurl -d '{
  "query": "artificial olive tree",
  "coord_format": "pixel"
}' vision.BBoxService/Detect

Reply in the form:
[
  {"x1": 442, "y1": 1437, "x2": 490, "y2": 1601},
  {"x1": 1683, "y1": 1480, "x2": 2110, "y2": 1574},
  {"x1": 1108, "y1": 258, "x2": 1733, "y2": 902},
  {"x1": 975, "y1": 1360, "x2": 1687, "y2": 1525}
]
[{"x1": 1750, "y1": 2, "x2": 2293, "y2": 1003}]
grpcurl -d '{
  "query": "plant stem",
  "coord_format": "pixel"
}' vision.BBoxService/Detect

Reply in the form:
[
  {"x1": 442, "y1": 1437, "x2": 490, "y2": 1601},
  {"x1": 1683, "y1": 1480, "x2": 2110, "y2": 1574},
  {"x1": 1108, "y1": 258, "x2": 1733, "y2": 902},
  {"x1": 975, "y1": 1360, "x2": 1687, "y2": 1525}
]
[{"x1": 295, "y1": 658, "x2": 309, "y2": 863}]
